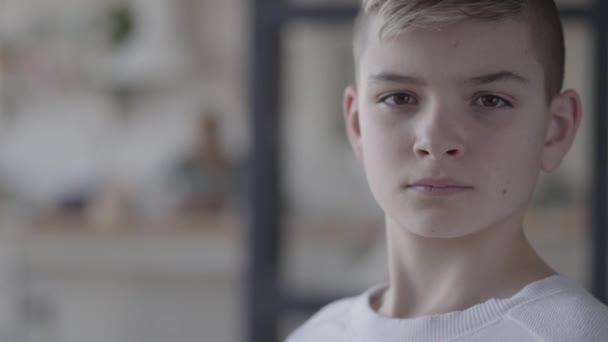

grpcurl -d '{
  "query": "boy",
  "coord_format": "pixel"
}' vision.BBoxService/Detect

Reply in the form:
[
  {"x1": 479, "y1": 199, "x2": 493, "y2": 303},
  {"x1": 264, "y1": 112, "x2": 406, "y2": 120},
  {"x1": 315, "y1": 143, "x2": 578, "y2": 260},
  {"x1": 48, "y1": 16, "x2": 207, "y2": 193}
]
[{"x1": 287, "y1": 0, "x2": 608, "y2": 341}]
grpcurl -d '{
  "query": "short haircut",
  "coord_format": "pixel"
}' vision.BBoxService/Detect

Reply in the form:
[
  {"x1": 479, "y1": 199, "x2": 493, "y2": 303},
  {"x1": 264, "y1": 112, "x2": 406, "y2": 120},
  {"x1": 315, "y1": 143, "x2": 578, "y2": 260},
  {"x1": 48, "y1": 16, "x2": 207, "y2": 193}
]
[{"x1": 354, "y1": 0, "x2": 565, "y2": 99}]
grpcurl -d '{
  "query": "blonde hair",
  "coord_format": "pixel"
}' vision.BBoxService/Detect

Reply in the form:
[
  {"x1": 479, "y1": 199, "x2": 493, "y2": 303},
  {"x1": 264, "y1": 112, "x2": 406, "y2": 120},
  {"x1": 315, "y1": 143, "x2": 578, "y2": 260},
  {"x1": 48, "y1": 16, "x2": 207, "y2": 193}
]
[{"x1": 354, "y1": 0, "x2": 565, "y2": 99}]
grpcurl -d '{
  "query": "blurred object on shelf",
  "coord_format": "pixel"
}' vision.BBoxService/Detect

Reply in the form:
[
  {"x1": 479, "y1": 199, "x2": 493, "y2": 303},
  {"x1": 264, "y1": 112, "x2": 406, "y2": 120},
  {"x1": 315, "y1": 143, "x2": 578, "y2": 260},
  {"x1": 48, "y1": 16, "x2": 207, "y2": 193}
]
[
  {"x1": 107, "y1": 4, "x2": 134, "y2": 48},
  {"x1": 27, "y1": 202, "x2": 244, "y2": 238},
  {"x1": 85, "y1": 181, "x2": 132, "y2": 233},
  {"x1": 101, "y1": 0, "x2": 191, "y2": 88},
  {"x1": 0, "y1": 44, "x2": 11, "y2": 70},
  {"x1": 0, "y1": 41, "x2": 18, "y2": 122},
  {"x1": 56, "y1": 184, "x2": 94, "y2": 217},
  {"x1": 170, "y1": 108, "x2": 241, "y2": 216}
]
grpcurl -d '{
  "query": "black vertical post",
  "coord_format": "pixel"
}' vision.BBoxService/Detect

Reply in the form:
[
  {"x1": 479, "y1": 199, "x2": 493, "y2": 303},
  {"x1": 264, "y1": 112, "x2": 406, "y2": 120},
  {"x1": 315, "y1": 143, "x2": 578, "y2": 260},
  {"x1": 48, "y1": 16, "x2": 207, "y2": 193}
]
[
  {"x1": 248, "y1": 1, "x2": 283, "y2": 342},
  {"x1": 590, "y1": 0, "x2": 608, "y2": 303}
]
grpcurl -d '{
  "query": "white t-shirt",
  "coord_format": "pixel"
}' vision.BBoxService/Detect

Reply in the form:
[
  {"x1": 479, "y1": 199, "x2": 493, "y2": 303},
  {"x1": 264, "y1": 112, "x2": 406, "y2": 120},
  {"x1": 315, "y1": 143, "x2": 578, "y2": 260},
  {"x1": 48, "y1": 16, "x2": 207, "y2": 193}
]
[{"x1": 286, "y1": 275, "x2": 608, "y2": 342}]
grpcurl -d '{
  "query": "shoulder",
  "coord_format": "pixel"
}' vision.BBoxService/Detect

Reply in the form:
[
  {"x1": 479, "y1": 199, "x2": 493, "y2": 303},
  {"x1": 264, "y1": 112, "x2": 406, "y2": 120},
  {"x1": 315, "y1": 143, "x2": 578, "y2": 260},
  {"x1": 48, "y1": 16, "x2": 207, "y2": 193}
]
[
  {"x1": 508, "y1": 281, "x2": 608, "y2": 342},
  {"x1": 284, "y1": 295, "x2": 358, "y2": 342}
]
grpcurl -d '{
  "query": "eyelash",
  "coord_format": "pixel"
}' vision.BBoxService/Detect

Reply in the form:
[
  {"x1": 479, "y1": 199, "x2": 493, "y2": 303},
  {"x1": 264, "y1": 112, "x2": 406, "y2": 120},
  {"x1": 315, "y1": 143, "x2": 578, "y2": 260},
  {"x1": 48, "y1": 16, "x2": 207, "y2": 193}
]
[
  {"x1": 378, "y1": 93, "x2": 513, "y2": 109},
  {"x1": 379, "y1": 93, "x2": 418, "y2": 106},
  {"x1": 474, "y1": 94, "x2": 513, "y2": 108}
]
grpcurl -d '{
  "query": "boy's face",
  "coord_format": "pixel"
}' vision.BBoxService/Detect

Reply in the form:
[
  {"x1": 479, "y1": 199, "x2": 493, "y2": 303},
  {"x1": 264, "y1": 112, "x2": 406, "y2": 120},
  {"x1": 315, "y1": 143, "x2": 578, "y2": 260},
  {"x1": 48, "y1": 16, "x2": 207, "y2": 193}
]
[{"x1": 344, "y1": 17, "x2": 580, "y2": 239}]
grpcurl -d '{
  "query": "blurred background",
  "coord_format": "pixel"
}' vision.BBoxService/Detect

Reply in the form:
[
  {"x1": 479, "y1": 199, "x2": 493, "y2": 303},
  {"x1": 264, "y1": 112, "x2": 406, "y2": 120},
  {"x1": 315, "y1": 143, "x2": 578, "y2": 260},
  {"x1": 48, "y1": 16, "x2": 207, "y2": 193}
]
[{"x1": 0, "y1": 0, "x2": 603, "y2": 341}]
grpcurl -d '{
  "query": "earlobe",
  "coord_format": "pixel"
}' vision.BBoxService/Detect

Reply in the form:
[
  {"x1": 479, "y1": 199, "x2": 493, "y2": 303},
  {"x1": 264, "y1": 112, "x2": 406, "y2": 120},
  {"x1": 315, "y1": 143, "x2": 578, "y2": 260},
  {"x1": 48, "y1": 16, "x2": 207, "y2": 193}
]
[
  {"x1": 541, "y1": 89, "x2": 583, "y2": 172},
  {"x1": 343, "y1": 85, "x2": 364, "y2": 160}
]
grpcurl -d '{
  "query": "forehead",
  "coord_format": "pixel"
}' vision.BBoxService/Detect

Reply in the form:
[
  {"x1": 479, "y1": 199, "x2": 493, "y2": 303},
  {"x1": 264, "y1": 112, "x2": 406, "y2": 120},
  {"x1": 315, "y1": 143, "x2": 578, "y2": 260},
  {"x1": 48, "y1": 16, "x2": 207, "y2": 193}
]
[{"x1": 359, "y1": 17, "x2": 544, "y2": 88}]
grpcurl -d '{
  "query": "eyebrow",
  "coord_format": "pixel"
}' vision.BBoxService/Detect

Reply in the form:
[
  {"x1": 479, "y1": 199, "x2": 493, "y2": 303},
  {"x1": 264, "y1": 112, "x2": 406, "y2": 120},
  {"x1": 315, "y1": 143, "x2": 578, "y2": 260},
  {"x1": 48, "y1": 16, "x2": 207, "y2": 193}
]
[
  {"x1": 368, "y1": 72, "x2": 426, "y2": 85},
  {"x1": 468, "y1": 71, "x2": 530, "y2": 85},
  {"x1": 368, "y1": 70, "x2": 529, "y2": 86}
]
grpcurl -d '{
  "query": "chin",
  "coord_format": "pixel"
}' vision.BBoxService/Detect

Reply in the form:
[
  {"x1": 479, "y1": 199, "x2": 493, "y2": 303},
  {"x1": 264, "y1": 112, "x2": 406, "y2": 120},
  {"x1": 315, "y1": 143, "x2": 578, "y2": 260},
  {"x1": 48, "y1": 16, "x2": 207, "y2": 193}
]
[
  {"x1": 410, "y1": 229, "x2": 475, "y2": 239},
  {"x1": 400, "y1": 217, "x2": 483, "y2": 239}
]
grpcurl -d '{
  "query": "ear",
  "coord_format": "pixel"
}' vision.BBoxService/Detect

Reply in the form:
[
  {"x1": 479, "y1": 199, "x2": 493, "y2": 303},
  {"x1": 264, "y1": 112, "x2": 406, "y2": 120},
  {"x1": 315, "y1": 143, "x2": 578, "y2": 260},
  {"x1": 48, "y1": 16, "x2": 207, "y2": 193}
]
[
  {"x1": 343, "y1": 85, "x2": 364, "y2": 161},
  {"x1": 541, "y1": 89, "x2": 583, "y2": 172}
]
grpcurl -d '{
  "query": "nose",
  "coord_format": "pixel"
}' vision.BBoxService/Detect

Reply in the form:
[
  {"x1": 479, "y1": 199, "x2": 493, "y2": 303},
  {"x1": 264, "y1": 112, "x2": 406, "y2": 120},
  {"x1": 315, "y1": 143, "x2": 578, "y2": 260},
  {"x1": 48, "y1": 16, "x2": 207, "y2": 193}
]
[{"x1": 413, "y1": 116, "x2": 465, "y2": 161}]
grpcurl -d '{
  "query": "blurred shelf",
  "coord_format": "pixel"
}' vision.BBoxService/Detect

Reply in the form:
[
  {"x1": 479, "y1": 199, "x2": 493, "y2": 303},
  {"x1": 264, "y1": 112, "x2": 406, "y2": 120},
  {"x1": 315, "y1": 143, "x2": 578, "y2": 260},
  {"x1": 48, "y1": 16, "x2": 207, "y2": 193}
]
[{"x1": 0, "y1": 213, "x2": 244, "y2": 278}]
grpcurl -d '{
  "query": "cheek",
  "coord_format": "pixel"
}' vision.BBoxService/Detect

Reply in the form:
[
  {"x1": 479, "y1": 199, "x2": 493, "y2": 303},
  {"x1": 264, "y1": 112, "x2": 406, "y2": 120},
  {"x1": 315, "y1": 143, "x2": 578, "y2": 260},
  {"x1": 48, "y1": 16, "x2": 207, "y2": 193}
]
[
  {"x1": 479, "y1": 130, "x2": 543, "y2": 201},
  {"x1": 361, "y1": 133, "x2": 400, "y2": 181},
  {"x1": 360, "y1": 119, "x2": 410, "y2": 192}
]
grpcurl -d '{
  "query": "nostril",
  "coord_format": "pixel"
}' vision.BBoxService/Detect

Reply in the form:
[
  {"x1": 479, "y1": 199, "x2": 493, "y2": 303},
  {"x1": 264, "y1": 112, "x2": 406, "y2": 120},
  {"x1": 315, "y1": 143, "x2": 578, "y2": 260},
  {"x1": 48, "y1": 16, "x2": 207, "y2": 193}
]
[
  {"x1": 414, "y1": 146, "x2": 463, "y2": 159},
  {"x1": 417, "y1": 149, "x2": 430, "y2": 156}
]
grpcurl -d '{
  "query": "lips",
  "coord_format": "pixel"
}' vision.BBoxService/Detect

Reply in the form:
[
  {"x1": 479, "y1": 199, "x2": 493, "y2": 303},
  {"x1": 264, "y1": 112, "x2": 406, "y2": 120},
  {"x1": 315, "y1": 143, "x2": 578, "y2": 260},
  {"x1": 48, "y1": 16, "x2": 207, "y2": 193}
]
[
  {"x1": 409, "y1": 177, "x2": 471, "y2": 188},
  {"x1": 407, "y1": 178, "x2": 473, "y2": 196}
]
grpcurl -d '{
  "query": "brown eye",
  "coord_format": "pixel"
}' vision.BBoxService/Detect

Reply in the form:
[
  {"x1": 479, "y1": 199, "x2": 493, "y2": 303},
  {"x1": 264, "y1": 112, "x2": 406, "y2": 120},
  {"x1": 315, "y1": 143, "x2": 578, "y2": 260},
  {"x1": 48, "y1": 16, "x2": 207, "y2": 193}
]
[
  {"x1": 476, "y1": 95, "x2": 511, "y2": 108},
  {"x1": 381, "y1": 93, "x2": 417, "y2": 106}
]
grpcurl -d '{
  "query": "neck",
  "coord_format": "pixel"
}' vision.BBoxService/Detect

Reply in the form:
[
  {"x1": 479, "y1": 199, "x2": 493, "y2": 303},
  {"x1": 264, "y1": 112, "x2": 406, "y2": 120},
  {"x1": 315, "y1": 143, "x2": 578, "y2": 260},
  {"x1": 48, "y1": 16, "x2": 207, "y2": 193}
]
[{"x1": 376, "y1": 214, "x2": 555, "y2": 318}]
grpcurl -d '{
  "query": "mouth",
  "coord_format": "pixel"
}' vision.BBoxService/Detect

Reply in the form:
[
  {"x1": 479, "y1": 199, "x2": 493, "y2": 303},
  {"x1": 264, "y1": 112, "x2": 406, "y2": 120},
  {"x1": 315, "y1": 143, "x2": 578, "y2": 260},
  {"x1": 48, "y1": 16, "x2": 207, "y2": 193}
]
[
  {"x1": 406, "y1": 185, "x2": 473, "y2": 196},
  {"x1": 406, "y1": 178, "x2": 473, "y2": 197}
]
